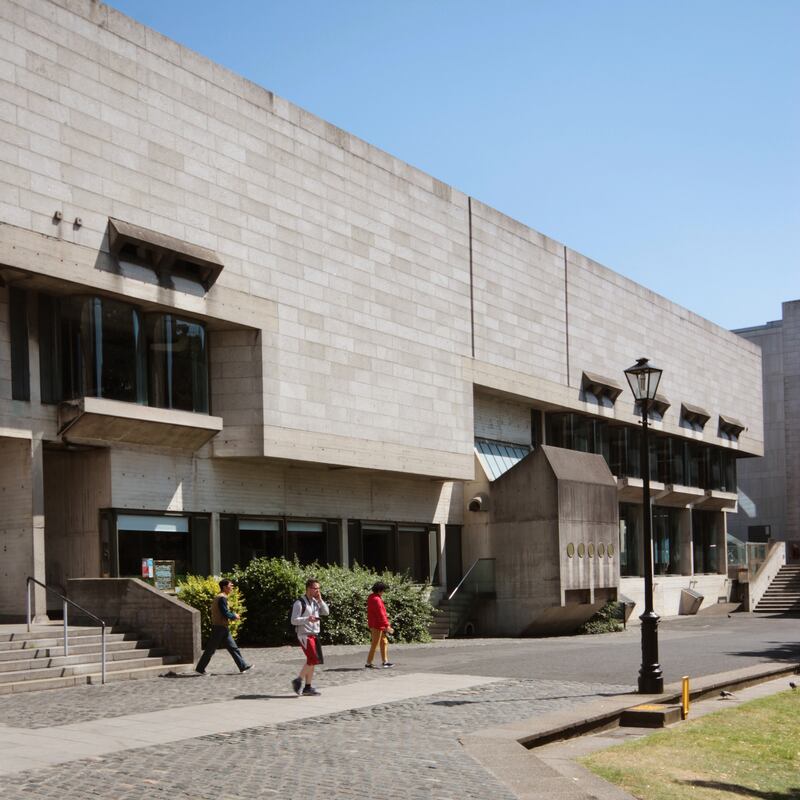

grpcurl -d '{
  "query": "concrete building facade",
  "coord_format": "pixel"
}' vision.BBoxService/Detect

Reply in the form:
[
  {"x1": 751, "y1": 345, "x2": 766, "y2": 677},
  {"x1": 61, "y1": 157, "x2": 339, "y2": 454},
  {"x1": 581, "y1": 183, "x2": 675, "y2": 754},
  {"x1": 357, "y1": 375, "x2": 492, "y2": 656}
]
[
  {"x1": 0, "y1": 0, "x2": 763, "y2": 630},
  {"x1": 730, "y1": 300, "x2": 800, "y2": 560}
]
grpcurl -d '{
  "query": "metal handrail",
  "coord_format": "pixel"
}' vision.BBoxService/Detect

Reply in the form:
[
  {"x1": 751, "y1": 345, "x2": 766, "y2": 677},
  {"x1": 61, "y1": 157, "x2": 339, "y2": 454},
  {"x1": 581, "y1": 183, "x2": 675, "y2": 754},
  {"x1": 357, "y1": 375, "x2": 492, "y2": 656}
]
[
  {"x1": 448, "y1": 557, "x2": 496, "y2": 601},
  {"x1": 26, "y1": 576, "x2": 107, "y2": 685}
]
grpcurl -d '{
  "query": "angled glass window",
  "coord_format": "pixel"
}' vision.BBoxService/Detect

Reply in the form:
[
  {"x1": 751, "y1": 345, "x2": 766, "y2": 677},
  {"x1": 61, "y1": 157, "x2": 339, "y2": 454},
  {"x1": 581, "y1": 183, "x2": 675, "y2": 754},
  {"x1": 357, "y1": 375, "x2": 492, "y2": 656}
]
[
  {"x1": 146, "y1": 313, "x2": 209, "y2": 413},
  {"x1": 61, "y1": 296, "x2": 147, "y2": 404}
]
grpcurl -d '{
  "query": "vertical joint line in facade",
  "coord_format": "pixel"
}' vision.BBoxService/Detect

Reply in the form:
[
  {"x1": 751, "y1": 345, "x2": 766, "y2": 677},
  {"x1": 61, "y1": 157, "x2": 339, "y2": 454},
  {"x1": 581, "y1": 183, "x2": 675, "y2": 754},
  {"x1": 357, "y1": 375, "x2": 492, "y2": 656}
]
[
  {"x1": 564, "y1": 245, "x2": 570, "y2": 386},
  {"x1": 468, "y1": 197, "x2": 475, "y2": 358}
]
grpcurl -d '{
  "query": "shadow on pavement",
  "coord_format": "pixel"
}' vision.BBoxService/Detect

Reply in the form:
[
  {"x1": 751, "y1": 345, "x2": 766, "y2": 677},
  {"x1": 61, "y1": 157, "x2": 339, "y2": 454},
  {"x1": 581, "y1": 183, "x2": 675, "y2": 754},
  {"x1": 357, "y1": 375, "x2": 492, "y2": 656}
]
[
  {"x1": 429, "y1": 690, "x2": 632, "y2": 707},
  {"x1": 323, "y1": 667, "x2": 365, "y2": 673},
  {"x1": 725, "y1": 641, "x2": 800, "y2": 662},
  {"x1": 234, "y1": 694, "x2": 297, "y2": 700},
  {"x1": 681, "y1": 780, "x2": 800, "y2": 799}
]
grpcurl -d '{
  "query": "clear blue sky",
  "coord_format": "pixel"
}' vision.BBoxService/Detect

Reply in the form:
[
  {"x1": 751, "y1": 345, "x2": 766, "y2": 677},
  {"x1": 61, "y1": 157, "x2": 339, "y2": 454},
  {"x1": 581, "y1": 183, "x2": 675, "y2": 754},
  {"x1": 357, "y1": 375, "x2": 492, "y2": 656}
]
[{"x1": 108, "y1": 1, "x2": 798, "y2": 330}]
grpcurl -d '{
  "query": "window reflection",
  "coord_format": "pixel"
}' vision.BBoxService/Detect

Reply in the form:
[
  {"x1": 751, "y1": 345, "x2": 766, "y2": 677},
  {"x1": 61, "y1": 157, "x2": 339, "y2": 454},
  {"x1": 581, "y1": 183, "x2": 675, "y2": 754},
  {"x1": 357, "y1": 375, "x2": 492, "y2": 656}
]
[
  {"x1": 146, "y1": 313, "x2": 209, "y2": 413},
  {"x1": 61, "y1": 296, "x2": 146, "y2": 404}
]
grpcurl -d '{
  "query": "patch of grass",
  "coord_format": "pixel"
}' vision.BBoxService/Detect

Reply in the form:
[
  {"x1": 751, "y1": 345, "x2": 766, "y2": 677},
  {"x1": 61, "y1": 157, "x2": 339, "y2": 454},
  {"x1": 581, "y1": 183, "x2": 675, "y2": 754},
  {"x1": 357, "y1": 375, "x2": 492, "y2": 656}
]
[{"x1": 581, "y1": 690, "x2": 800, "y2": 800}]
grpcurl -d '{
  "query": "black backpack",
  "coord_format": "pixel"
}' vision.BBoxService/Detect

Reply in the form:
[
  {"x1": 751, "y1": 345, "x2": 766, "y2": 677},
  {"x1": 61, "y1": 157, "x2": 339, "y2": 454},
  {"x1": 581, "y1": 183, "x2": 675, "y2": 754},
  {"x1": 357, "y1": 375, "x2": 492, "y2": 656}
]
[{"x1": 287, "y1": 596, "x2": 307, "y2": 643}]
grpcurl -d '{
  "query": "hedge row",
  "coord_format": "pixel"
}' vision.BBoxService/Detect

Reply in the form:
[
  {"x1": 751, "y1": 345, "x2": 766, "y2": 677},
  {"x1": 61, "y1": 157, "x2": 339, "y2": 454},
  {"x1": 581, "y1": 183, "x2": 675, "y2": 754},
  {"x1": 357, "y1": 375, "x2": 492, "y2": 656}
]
[{"x1": 178, "y1": 558, "x2": 433, "y2": 647}]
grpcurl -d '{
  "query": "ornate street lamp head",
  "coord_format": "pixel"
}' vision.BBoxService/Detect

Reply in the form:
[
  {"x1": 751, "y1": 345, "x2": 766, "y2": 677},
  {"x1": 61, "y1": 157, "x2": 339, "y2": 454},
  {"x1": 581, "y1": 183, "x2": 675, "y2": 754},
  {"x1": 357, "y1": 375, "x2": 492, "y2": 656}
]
[{"x1": 624, "y1": 357, "x2": 663, "y2": 404}]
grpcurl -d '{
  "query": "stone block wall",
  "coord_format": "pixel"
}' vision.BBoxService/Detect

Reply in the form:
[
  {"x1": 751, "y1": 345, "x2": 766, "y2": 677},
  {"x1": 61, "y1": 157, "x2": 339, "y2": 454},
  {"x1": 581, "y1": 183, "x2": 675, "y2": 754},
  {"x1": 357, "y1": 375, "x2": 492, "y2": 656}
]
[{"x1": 68, "y1": 577, "x2": 200, "y2": 663}]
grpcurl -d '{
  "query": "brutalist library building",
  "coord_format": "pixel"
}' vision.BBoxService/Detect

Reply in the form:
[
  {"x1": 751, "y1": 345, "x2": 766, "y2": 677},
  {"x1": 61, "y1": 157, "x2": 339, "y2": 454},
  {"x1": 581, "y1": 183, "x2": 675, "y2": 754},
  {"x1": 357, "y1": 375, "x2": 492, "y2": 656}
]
[{"x1": 0, "y1": 0, "x2": 763, "y2": 633}]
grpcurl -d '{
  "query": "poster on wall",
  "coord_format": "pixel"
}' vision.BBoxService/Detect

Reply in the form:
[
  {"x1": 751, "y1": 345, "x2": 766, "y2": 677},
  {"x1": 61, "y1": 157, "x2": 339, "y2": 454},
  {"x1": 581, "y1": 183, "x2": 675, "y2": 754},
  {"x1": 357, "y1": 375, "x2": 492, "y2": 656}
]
[
  {"x1": 141, "y1": 558, "x2": 154, "y2": 579},
  {"x1": 154, "y1": 560, "x2": 176, "y2": 591}
]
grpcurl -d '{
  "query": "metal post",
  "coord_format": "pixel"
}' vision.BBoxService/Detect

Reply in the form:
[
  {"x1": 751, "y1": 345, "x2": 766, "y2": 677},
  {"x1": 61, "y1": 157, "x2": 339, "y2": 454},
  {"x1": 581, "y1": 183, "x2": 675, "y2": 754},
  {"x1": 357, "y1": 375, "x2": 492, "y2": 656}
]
[
  {"x1": 63, "y1": 599, "x2": 69, "y2": 657},
  {"x1": 26, "y1": 579, "x2": 32, "y2": 633},
  {"x1": 639, "y1": 403, "x2": 664, "y2": 694},
  {"x1": 101, "y1": 624, "x2": 106, "y2": 685}
]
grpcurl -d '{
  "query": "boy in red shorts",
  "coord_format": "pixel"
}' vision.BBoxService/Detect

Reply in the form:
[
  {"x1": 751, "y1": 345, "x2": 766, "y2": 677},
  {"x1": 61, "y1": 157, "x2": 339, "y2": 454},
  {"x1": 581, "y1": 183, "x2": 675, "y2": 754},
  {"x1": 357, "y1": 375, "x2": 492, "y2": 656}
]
[{"x1": 291, "y1": 577, "x2": 329, "y2": 696}]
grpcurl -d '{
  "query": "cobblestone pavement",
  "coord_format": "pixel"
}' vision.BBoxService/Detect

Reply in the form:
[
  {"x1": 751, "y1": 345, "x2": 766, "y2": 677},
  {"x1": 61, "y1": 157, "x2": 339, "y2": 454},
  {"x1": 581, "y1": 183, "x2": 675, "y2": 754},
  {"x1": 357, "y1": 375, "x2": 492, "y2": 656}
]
[{"x1": 0, "y1": 676, "x2": 631, "y2": 800}]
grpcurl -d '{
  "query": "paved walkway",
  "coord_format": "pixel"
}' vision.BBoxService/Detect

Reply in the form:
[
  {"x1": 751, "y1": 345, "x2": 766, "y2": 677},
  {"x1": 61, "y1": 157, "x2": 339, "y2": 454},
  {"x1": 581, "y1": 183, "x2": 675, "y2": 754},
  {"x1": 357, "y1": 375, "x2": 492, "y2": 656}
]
[
  {"x1": 0, "y1": 614, "x2": 797, "y2": 800},
  {"x1": 0, "y1": 672, "x2": 500, "y2": 775}
]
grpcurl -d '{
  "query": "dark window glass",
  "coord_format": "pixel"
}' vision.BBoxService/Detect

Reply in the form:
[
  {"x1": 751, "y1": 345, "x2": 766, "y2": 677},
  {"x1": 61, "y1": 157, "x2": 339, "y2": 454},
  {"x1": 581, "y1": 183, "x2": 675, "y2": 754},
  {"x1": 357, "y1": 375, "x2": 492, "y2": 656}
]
[
  {"x1": 360, "y1": 523, "x2": 396, "y2": 573},
  {"x1": 118, "y1": 530, "x2": 192, "y2": 577},
  {"x1": 531, "y1": 409, "x2": 542, "y2": 450},
  {"x1": 652, "y1": 507, "x2": 681, "y2": 575},
  {"x1": 692, "y1": 511, "x2": 719, "y2": 573},
  {"x1": 239, "y1": 520, "x2": 284, "y2": 564},
  {"x1": 191, "y1": 516, "x2": 211, "y2": 576},
  {"x1": 445, "y1": 524, "x2": 463, "y2": 592},
  {"x1": 147, "y1": 314, "x2": 209, "y2": 413},
  {"x1": 619, "y1": 503, "x2": 640, "y2": 576},
  {"x1": 220, "y1": 514, "x2": 239, "y2": 572},
  {"x1": 39, "y1": 293, "x2": 61, "y2": 404},
  {"x1": 9, "y1": 287, "x2": 30, "y2": 401},
  {"x1": 60, "y1": 296, "x2": 146, "y2": 403},
  {"x1": 398, "y1": 526, "x2": 432, "y2": 582},
  {"x1": 687, "y1": 444, "x2": 703, "y2": 488},
  {"x1": 287, "y1": 521, "x2": 327, "y2": 565}
]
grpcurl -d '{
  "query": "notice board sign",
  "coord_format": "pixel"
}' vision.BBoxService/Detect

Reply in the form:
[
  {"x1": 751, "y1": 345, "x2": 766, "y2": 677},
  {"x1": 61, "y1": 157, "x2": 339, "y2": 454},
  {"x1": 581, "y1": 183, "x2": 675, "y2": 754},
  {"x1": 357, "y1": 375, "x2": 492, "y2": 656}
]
[{"x1": 154, "y1": 560, "x2": 176, "y2": 591}]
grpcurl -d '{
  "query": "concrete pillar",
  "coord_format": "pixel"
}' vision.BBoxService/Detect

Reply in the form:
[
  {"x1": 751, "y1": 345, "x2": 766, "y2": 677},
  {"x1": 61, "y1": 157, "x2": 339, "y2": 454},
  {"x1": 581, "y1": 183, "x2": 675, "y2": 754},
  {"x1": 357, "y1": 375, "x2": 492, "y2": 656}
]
[
  {"x1": 30, "y1": 435, "x2": 48, "y2": 621},
  {"x1": 0, "y1": 436, "x2": 48, "y2": 622},
  {"x1": 680, "y1": 508, "x2": 693, "y2": 575},
  {"x1": 434, "y1": 524, "x2": 446, "y2": 588},
  {"x1": 340, "y1": 518, "x2": 349, "y2": 567},
  {"x1": 210, "y1": 512, "x2": 221, "y2": 574},
  {"x1": 718, "y1": 510, "x2": 729, "y2": 575}
]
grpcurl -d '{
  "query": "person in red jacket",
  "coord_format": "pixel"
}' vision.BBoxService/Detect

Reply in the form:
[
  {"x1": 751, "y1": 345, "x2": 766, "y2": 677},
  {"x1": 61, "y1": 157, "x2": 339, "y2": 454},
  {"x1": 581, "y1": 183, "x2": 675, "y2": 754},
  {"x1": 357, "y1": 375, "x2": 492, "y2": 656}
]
[{"x1": 365, "y1": 581, "x2": 394, "y2": 669}]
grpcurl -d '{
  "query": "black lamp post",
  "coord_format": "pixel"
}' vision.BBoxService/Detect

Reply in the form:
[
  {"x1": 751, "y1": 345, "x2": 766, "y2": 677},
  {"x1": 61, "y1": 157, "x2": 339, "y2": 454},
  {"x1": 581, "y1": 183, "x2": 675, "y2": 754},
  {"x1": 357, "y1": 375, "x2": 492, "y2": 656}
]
[{"x1": 624, "y1": 357, "x2": 665, "y2": 695}]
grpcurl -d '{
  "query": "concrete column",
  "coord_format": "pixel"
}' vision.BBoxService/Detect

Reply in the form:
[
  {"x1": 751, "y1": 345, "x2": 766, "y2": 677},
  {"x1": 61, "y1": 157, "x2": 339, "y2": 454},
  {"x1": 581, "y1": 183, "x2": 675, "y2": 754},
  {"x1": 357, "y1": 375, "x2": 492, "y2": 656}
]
[
  {"x1": 718, "y1": 511, "x2": 729, "y2": 575},
  {"x1": 30, "y1": 435, "x2": 48, "y2": 621},
  {"x1": 340, "y1": 518, "x2": 349, "y2": 567},
  {"x1": 680, "y1": 508, "x2": 693, "y2": 575},
  {"x1": 434, "y1": 524, "x2": 446, "y2": 588},
  {"x1": 210, "y1": 512, "x2": 221, "y2": 574}
]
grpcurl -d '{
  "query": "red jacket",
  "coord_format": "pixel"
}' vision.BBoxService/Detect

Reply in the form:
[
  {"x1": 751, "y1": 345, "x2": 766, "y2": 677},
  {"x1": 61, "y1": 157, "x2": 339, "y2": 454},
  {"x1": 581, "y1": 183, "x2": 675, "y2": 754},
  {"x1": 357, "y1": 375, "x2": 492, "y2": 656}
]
[{"x1": 367, "y1": 592, "x2": 389, "y2": 629}]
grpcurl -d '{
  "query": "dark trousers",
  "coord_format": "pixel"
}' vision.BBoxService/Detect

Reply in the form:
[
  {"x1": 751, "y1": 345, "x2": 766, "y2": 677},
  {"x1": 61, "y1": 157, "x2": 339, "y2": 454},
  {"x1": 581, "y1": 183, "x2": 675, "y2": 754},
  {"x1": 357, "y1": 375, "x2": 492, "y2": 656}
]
[{"x1": 196, "y1": 625, "x2": 247, "y2": 672}]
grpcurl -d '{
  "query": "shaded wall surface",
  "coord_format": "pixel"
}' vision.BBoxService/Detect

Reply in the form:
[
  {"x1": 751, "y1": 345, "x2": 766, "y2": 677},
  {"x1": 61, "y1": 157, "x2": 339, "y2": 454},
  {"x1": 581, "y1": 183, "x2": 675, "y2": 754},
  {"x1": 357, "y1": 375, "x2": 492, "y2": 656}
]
[
  {"x1": 485, "y1": 445, "x2": 619, "y2": 634},
  {"x1": 732, "y1": 300, "x2": 800, "y2": 545}
]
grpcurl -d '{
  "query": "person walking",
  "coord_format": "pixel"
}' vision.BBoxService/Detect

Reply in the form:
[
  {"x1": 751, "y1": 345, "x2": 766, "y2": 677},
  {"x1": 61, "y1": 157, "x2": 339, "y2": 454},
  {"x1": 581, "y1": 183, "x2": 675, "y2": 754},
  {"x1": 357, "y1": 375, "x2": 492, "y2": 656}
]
[
  {"x1": 291, "y1": 577, "x2": 329, "y2": 696},
  {"x1": 195, "y1": 579, "x2": 253, "y2": 675},
  {"x1": 365, "y1": 581, "x2": 394, "y2": 669}
]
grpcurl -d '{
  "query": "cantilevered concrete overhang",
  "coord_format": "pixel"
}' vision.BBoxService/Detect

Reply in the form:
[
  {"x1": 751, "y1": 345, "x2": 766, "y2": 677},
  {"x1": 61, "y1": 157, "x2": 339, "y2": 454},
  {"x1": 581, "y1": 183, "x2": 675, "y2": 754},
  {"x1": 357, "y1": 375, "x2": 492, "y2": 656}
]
[
  {"x1": 58, "y1": 398, "x2": 222, "y2": 451},
  {"x1": 653, "y1": 484, "x2": 705, "y2": 507},
  {"x1": 616, "y1": 476, "x2": 666, "y2": 504},
  {"x1": 694, "y1": 489, "x2": 738, "y2": 511}
]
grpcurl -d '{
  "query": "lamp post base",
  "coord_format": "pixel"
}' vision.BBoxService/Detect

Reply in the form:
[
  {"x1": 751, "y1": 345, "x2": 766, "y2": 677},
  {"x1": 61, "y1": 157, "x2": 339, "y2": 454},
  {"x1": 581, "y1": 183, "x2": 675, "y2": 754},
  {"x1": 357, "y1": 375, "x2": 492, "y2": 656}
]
[{"x1": 638, "y1": 610, "x2": 664, "y2": 694}]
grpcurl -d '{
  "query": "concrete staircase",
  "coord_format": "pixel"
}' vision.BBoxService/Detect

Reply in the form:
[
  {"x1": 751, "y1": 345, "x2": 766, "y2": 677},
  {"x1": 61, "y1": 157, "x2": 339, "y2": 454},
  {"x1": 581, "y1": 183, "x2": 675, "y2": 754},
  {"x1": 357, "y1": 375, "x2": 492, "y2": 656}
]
[
  {"x1": 754, "y1": 565, "x2": 800, "y2": 614},
  {"x1": 428, "y1": 593, "x2": 477, "y2": 639},
  {"x1": 0, "y1": 624, "x2": 191, "y2": 695}
]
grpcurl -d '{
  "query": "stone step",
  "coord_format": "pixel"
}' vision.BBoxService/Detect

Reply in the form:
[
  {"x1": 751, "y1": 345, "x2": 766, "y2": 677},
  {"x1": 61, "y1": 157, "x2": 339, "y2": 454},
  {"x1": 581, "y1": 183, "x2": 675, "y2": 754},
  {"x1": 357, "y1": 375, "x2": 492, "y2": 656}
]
[
  {"x1": 0, "y1": 627, "x2": 121, "y2": 644},
  {"x1": 0, "y1": 662, "x2": 194, "y2": 695},
  {"x1": 0, "y1": 655, "x2": 177, "y2": 684},
  {"x1": 0, "y1": 632, "x2": 136, "y2": 653},
  {"x1": 0, "y1": 646, "x2": 166, "y2": 674},
  {"x1": 0, "y1": 638, "x2": 153, "y2": 663}
]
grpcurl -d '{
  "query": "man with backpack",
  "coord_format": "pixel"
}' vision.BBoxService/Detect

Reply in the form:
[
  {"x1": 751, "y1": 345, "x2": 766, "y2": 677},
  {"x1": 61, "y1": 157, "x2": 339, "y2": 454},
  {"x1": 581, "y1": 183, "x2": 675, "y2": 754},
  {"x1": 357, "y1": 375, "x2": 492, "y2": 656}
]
[
  {"x1": 290, "y1": 577, "x2": 329, "y2": 696},
  {"x1": 195, "y1": 579, "x2": 253, "y2": 675}
]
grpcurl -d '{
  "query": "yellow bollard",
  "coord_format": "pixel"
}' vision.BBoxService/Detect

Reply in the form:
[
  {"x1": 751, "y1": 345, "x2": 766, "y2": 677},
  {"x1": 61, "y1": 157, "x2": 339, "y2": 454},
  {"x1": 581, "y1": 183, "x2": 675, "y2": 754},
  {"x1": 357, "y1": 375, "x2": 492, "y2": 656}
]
[{"x1": 681, "y1": 676, "x2": 690, "y2": 720}]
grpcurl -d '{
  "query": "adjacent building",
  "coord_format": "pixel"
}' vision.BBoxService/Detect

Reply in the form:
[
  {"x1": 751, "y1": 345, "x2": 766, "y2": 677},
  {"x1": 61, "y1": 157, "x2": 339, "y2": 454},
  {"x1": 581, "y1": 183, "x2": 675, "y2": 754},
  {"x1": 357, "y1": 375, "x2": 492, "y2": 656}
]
[
  {"x1": 730, "y1": 300, "x2": 800, "y2": 561},
  {"x1": 0, "y1": 0, "x2": 763, "y2": 631}
]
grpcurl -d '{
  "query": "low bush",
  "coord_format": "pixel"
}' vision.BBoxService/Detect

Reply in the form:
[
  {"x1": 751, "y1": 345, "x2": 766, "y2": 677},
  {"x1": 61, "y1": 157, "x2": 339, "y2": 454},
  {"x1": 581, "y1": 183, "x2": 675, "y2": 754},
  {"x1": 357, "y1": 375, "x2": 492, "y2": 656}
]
[
  {"x1": 177, "y1": 575, "x2": 246, "y2": 644},
  {"x1": 225, "y1": 557, "x2": 433, "y2": 646},
  {"x1": 576, "y1": 600, "x2": 624, "y2": 635}
]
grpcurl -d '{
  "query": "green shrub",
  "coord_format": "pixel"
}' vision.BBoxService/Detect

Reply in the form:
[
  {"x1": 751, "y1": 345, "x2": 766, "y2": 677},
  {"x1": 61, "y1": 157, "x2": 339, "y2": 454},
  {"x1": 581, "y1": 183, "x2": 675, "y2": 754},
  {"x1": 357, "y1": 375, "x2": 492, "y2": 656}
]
[
  {"x1": 227, "y1": 557, "x2": 304, "y2": 646},
  {"x1": 176, "y1": 575, "x2": 246, "y2": 644},
  {"x1": 576, "y1": 600, "x2": 624, "y2": 635},
  {"x1": 225, "y1": 557, "x2": 433, "y2": 646}
]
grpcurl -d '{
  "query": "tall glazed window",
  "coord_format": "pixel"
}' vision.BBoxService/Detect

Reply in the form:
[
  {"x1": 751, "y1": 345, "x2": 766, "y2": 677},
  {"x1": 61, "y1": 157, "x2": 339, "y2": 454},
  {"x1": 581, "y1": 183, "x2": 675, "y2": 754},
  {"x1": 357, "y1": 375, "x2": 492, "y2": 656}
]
[
  {"x1": 146, "y1": 314, "x2": 209, "y2": 413},
  {"x1": 61, "y1": 296, "x2": 146, "y2": 404}
]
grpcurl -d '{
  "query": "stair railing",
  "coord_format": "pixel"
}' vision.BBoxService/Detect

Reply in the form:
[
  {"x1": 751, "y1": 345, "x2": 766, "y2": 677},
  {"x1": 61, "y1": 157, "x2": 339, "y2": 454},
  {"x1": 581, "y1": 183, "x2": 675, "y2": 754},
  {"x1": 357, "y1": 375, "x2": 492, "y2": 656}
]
[
  {"x1": 446, "y1": 557, "x2": 496, "y2": 637},
  {"x1": 26, "y1": 576, "x2": 107, "y2": 684}
]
